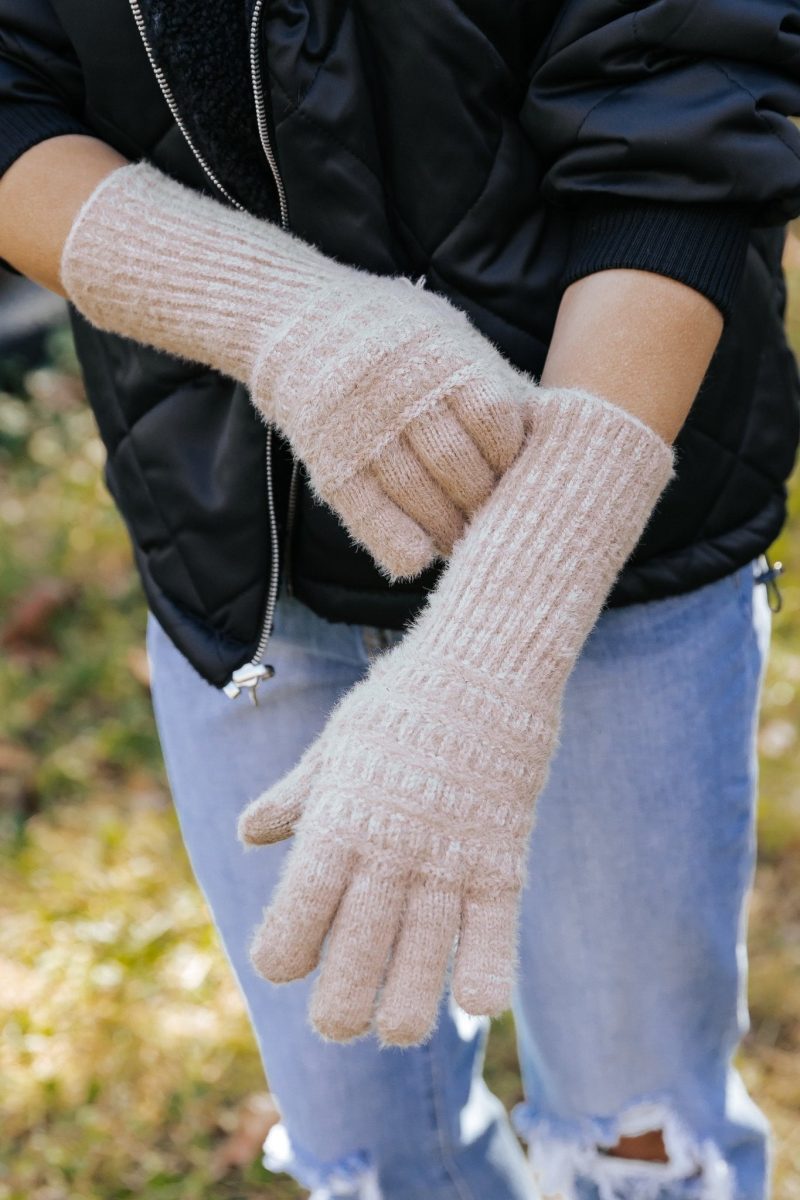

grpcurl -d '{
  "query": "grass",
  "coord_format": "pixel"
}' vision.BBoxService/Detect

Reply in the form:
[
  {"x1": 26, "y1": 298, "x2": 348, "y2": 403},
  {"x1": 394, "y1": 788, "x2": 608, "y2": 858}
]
[{"x1": 1, "y1": 271, "x2": 799, "y2": 1199}]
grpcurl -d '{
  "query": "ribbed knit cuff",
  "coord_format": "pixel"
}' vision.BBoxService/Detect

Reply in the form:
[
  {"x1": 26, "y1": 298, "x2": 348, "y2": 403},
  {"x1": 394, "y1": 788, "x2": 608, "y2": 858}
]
[
  {"x1": 0, "y1": 102, "x2": 93, "y2": 180},
  {"x1": 563, "y1": 201, "x2": 751, "y2": 320},
  {"x1": 415, "y1": 388, "x2": 674, "y2": 686}
]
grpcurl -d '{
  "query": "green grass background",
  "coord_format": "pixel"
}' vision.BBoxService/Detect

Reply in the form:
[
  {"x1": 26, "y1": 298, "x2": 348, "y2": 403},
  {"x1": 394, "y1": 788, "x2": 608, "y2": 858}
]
[{"x1": 1, "y1": 267, "x2": 799, "y2": 1199}]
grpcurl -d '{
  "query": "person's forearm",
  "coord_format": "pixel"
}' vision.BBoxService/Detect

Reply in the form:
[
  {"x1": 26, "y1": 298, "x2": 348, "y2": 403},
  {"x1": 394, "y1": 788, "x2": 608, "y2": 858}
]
[
  {"x1": 0, "y1": 146, "x2": 529, "y2": 581},
  {"x1": 0, "y1": 135, "x2": 127, "y2": 294},
  {"x1": 540, "y1": 269, "x2": 725, "y2": 443}
]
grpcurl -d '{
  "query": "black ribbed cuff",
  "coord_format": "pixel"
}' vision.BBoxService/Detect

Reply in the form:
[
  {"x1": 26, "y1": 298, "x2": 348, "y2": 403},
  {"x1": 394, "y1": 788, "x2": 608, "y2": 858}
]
[
  {"x1": 563, "y1": 201, "x2": 751, "y2": 320},
  {"x1": 0, "y1": 102, "x2": 93, "y2": 180}
]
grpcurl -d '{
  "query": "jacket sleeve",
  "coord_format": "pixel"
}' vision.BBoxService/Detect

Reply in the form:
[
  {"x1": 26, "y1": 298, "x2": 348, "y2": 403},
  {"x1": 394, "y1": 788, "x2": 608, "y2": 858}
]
[
  {"x1": 522, "y1": 0, "x2": 800, "y2": 316},
  {"x1": 0, "y1": 0, "x2": 92, "y2": 180}
]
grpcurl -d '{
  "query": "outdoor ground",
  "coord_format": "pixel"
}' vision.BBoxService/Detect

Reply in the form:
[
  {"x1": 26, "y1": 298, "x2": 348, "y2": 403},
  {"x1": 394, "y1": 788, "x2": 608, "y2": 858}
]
[{"x1": 1, "y1": 259, "x2": 799, "y2": 1200}]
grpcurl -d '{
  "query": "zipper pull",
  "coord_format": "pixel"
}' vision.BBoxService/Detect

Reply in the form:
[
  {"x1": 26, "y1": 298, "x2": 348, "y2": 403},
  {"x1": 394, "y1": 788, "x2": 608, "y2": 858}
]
[
  {"x1": 223, "y1": 661, "x2": 275, "y2": 704},
  {"x1": 754, "y1": 553, "x2": 785, "y2": 614}
]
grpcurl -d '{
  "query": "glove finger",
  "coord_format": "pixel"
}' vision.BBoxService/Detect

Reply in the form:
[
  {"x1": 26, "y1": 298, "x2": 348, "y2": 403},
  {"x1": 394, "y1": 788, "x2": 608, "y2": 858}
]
[
  {"x1": 373, "y1": 439, "x2": 465, "y2": 558},
  {"x1": 446, "y1": 377, "x2": 526, "y2": 475},
  {"x1": 250, "y1": 844, "x2": 353, "y2": 983},
  {"x1": 376, "y1": 883, "x2": 460, "y2": 1047},
  {"x1": 405, "y1": 407, "x2": 496, "y2": 515},
  {"x1": 238, "y1": 742, "x2": 324, "y2": 846},
  {"x1": 310, "y1": 869, "x2": 406, "y2": 1043},
  {"x1": 452, "y1": 889, "x2": 520, "y2": 1017},
  {"x1": 327, "y1": 470, "x2": 438, "y2": 581}
]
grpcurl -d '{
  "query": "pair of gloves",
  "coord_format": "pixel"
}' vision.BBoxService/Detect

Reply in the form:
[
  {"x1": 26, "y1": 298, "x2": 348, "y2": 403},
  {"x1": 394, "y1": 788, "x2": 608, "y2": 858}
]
[{"x1": 63, "y1": 163, "x2": 674, "y2": 1046}]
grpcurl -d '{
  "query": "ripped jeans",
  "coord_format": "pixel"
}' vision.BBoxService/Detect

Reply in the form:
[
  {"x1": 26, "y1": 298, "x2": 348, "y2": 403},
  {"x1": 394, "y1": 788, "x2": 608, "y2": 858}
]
[{"x1": 147, "y1": 561, "x2": 772, "y2": 1200}]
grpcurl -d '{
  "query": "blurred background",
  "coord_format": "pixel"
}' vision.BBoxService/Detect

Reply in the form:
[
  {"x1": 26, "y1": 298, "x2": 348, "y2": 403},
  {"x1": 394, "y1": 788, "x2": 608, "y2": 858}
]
[{"x1": 1, "y1": 241, "x2": 799, "y2": 1200}]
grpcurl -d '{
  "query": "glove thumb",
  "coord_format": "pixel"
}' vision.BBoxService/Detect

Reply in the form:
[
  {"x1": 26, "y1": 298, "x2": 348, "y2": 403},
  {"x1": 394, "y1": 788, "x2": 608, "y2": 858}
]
[{"x1": 237, "y1": 742, "x2": 323, "y2": 845}]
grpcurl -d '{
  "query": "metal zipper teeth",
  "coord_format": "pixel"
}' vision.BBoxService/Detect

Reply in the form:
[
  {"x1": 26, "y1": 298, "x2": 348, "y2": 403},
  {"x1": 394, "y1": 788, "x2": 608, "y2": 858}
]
[
  {"x1": 282, "y1": 459, "x2": 301, "y2": 598},
  {"x1": 127, "y1": 0, "x2": 287, "y2": 691},
  {"x1": 247, "y1": 0, "x2": 293, "y2": 670},
  {"x1": 249, "y1": 0, "x2": 290, "y2": 231},
  {"x1": 128, "y1": 0, "x2": 244, "y2": 212},
  {"x1": 249, "y1": 429, "x2": 282, "y2": 665}
]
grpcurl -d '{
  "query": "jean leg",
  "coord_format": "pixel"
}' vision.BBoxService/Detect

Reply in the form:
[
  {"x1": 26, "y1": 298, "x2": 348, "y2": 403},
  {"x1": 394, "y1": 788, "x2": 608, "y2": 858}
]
[
  {"x1": 512, "y1": 565, "x2": 771, "y2": 1200},
  {"x1": 147, "y1": 597, "x2": 534, "y2": 1200}
]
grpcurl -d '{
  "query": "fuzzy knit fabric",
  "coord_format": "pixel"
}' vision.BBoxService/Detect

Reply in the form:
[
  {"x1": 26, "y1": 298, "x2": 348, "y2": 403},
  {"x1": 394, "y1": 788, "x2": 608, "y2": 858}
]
[
  {"x1": 239, "y1": 387, "x2": 676, "y2": 1046},
  {"x1": 60, "y1": 162, "x2": 528, "y2": 579}
]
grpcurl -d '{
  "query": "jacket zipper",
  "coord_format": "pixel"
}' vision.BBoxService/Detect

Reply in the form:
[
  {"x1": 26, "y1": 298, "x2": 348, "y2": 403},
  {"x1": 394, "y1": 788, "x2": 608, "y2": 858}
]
[
  {"x1": 248, "y1": 0, "x2": 289, "y2": 229},
  {"x1": 247, "y1": 0, "x2": 301, "y2": 608},
  {"x1": 128, "y1": 0, "x2": 244, "y2": 212},
  {"x1": 282, "y1": 457, "x2": 301, "y2": 598},
  {"x1": 127, "y1": 0, "x2": 297, "y2": 702}
]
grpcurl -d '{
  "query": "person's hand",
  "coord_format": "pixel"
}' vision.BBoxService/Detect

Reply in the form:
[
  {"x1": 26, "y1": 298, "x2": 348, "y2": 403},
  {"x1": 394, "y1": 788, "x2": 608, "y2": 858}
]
[
  {"x1": 253, "y1": 268, "x2": 528, "y2": 578},
  {"x1": 61, "y1": 162, "x2": 527, "y2": 578},
  {"x1": 240, "y1": 647, "x2": 541, "y2": 1046},
  {"x1": 239, "y1": 387, "x2": 674, "y2": 1045}
]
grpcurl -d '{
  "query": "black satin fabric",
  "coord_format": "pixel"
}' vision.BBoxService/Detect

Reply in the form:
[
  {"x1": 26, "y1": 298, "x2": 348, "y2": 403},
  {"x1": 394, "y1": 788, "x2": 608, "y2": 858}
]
[{"x1": 1, "y1": 0, "x2": 799, "y2": 685}]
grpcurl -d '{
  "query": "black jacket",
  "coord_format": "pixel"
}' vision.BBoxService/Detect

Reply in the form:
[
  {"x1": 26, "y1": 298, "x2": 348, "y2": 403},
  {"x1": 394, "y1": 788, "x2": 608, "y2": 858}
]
[{"x1": 1, "y1": 0, "x2": 800, "y2": 688}]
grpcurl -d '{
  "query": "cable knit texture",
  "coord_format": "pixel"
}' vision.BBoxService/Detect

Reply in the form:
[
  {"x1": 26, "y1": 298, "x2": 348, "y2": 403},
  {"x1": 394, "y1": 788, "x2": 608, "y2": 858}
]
[
  {"x1": 60, "y1": 162, "x2": 528, "y2": 578},
  {"x1": 239, "y1": 388, "x2": 675, "y2": 1046}
]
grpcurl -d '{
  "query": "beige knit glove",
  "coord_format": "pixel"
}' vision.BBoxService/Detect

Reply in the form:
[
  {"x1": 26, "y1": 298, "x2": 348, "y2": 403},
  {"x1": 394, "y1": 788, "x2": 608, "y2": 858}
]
[
  {"x1": 239, "y1": 388, "x2": 675, "y2": 1046},
  {"x1": 61, "y1": 162, "x2": 527, "y2": 578}
]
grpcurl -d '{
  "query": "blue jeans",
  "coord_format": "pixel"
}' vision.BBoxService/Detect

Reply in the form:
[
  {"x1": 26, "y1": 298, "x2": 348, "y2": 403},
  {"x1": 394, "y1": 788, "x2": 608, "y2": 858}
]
[{"x1": 147, "y1": 563, "x2": 771, "y2": 1200}]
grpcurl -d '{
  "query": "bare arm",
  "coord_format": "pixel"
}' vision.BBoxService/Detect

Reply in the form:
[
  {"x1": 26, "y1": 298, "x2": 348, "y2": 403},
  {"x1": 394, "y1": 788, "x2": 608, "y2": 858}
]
[
  {"x1": 0, "y1": 136, "x2": 724, "y2": 440},
  {"x1": 541, "y1": 269, "x2": 724, "y2": 443},
  {"x1": 0, "y1": 135, "x2": 127, "y2": 294},
  {"x1": 540, "y1": 268, "x2": 722, "y2": 1166}
]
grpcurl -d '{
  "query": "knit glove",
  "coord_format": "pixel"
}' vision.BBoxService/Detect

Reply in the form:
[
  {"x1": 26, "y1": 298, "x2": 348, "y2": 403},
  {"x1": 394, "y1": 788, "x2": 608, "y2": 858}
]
[
  {"x1": 238, "y1": 388, "x2": 675, "y2": 1046},
  {"x1": 61, "y1": 162, "x2": 527, "y2": 578}
]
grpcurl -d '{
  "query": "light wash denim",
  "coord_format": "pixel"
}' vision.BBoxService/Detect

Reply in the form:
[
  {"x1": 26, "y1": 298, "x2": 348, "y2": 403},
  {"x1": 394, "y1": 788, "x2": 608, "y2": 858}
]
[{"x1": 147, "y1": 561, "x2": 772, "y2": 1200}]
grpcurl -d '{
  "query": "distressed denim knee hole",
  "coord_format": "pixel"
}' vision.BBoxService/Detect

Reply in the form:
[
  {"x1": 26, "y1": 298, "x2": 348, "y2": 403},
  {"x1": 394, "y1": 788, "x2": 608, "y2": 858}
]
[
  {"x1": 513, "y1": 1100, "x2": 735, "y2": 1200},
  {"x1": 604, "y1": 1129, "x2": 668, "y2": 1164}
]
